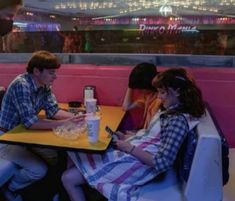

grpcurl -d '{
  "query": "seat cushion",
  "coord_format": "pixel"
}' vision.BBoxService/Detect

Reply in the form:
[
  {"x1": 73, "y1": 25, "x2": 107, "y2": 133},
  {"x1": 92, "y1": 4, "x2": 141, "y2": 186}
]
[{"x1": 138, "y1": 169, "x2": 184, "y2": 201}]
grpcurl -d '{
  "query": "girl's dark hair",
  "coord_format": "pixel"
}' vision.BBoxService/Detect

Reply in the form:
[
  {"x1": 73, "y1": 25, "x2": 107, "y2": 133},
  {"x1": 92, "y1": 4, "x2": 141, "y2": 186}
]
[
  {"x1": 0, "y1": 0, "x2": 23, "y2": 9},
  {"x1": 128, "y1": 62, "x2": 157, "y2": 90},
  {"x1": 26, "y1": 50, "x2": 60, "y2": 73},
  {"x1": 152, "y1": 68, "x2": 205, "y2": 117}
]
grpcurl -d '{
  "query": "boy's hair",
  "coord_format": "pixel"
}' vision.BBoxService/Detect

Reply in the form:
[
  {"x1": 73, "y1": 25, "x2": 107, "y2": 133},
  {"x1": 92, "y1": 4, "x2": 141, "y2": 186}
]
[
  {"x1": 128, "y1": 62, "x2": 157, "y2": 90},
  {"x1": 0, "y1": 0, "x2": 23, "y2": 9},
  {"x1": 26, "y1": 50, "x2": 61, "y2": 73},
  {"x1": 152, "y1": 68, "x2": 205, "y2": 117}
]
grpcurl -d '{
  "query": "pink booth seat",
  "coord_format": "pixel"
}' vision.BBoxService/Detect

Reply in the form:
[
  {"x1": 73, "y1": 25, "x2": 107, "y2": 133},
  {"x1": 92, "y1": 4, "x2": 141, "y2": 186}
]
[
  {"x1": 53, "y1": 64, "x2": 131, "y2": 105},
  {"x1": 0, "y1": 64, "x2": 235, "y2": 147},
  {"x1": 196, "y1": 80, "x2": 235, "y2": 147},
  {"x1": 0, "y1": 64, "x2": 26, "y2": 87},
  {"x1": 0, "y1": 64, "x2": 131, "y2": 106},
  {"x1": 188, "y1": 67, "x2": 235, "y2": 147}
]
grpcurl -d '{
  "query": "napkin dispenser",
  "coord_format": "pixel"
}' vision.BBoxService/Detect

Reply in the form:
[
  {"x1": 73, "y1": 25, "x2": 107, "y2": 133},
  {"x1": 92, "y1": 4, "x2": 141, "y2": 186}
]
[{"x1": 84, "y1": 85, "x2": 95, "y2": 106}]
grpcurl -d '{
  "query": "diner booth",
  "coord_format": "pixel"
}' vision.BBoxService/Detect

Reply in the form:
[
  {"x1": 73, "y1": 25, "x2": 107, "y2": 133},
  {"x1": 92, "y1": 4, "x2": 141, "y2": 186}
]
[
  {"x1": 0, "y1": 53, "x2": 235, "y2": 201},
  {"x1": 1, "y1": 2, "x2": 235, "y2": 200}
]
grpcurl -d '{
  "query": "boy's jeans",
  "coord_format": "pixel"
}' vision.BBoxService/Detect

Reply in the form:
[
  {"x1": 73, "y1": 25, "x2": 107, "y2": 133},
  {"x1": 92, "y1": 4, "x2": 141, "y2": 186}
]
[{"x1": 0, "y1": 130, "x2": 49, "y2": 191}]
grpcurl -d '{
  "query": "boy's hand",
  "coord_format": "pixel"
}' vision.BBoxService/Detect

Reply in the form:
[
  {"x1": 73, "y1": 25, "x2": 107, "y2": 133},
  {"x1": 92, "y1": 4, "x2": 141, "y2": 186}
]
[{"x1": 69, "y1": 114, "x2": 85, "y2": 124}]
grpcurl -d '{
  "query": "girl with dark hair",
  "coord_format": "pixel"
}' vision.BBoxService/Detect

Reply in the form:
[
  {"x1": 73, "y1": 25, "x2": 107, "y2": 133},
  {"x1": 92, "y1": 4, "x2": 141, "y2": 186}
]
[
  {"x1": 62, "y1": 68, "x2": 205, "y2": 201},
  {"x1": 122, "y1": 63, "x2": 161, "y2": 130}
]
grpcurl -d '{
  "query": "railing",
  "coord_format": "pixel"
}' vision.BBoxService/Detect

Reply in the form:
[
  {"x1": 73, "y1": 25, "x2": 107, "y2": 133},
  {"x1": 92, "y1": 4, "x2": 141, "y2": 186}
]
[{"x1": 0, "y1": 53, "x2": 235, "y2": 67}]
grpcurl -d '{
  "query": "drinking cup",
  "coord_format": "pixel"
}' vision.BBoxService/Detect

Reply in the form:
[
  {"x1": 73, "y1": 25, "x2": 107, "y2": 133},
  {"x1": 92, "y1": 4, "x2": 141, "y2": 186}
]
[
  {"x1": 85, "y1": 98, "x2": 97, "y2": 114},
  {"x1": 86, "y1": 115, "x2": 100, "y2": 143}
]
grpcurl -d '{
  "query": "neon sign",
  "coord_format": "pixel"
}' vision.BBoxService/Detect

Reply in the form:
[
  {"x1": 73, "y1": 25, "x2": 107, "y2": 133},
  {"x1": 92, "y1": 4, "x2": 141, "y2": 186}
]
[{"x1": 139, "y1": 24, "x2": 197, "y2": 34}]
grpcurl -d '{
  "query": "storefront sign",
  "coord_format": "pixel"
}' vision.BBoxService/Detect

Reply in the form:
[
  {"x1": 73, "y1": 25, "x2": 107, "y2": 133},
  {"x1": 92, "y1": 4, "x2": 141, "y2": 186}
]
[{"x1": 139, "y1": 24, "x2": 197, "y2": 34}]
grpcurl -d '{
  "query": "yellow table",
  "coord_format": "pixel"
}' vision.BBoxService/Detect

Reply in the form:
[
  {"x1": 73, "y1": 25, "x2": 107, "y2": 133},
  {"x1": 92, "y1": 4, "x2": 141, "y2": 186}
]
[{"x1": 0, "y1": 105, "x2": 125, "y2": 151}]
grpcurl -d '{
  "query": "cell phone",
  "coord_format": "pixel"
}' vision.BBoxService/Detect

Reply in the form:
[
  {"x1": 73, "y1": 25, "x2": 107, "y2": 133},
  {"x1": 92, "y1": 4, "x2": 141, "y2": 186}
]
[{"x1": 105, "y1": 126, "x2": 118, "y2": 141}]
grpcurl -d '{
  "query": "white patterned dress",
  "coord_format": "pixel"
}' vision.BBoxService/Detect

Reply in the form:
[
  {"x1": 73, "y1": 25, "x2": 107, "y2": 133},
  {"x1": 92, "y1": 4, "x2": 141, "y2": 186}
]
[{"x1": 69, "y1": 111, "x2": 199, "y2": 201}]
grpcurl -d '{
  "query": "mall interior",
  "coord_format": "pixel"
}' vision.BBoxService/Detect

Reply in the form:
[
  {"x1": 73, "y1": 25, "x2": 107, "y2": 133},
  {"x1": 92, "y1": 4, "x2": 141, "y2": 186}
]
[{"x1": 0, "y1": 1, "x2": 235, "y2": 201}]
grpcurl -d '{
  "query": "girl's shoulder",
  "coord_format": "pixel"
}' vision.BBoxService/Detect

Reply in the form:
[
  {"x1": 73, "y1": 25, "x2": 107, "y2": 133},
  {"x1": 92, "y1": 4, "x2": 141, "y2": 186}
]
[
  {"x1": 161, "y1": 112, "x2": 188, "y2": 124},
  {"x1": 162, "y1": 112, "x2": 200, "y2": 131}
]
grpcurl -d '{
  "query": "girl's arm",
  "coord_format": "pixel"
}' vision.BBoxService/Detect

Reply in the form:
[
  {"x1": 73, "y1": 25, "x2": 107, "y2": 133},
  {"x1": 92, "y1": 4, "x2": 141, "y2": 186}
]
[
  {"x1": 122, "y1": 88, "x2": 144, "y2": 111},
  {"x1": 116, "y1": 115, "x2": 189, "y2": 170},
  {"x1": 115, "y1": 140, "x2": 155, "y2": 166},
  {"x1": 114, "y1": 130, "x2": 137, "y2": 140}
]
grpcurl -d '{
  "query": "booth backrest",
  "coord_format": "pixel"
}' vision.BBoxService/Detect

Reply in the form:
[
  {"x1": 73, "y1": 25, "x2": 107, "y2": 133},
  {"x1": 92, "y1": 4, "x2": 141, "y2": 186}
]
[
  {"x1": 0, "y1": 64, "x2": 234, "y2": 147},
  {"x1": 184, "y1": 110, "x2": 222, "y2": 201},
  {"x1": 0, "y1": 64, "x2": 131, "y2": 106},
  {"x1": 53, "y1": 65, "x2": 131, "y2": 105}
]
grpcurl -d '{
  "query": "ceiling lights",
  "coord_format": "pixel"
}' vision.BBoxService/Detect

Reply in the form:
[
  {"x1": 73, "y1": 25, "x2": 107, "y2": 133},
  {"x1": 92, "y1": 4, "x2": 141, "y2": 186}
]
[
  {"x1": 22, "y1": 0, "x2": 235, "y2": 18},
  {"x1": 159, "y1": 5, "x2": 173, "y2": 16},
  {"x1": 53, "y1": 0, "x2": 235, "y2": 16}
]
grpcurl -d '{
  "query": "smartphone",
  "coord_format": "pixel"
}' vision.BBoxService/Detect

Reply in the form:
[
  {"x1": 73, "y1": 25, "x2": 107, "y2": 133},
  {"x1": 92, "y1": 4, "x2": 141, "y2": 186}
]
[{"x1": 105, "y1": 126, "x2": 118, "y2": 141}]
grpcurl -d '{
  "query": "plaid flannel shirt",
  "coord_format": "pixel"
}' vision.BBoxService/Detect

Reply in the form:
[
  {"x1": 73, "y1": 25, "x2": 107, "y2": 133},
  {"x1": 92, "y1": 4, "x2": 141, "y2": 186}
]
[
  {"x1": 153, "y1": 112, "x2": 189, "y2": 173},
  {"x1": 0, "y1": 73, "x2": 59, "y2": 131}
]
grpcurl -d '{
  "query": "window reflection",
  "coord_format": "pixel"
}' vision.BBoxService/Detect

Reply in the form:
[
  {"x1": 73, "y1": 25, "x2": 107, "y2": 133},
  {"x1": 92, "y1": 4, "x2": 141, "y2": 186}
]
[
  {"x1": 1, "y1": 29, "x2": 235, "y2": 55},
  {"x1": 1, "y1": 11, "x2": 235, "y2": 55}
]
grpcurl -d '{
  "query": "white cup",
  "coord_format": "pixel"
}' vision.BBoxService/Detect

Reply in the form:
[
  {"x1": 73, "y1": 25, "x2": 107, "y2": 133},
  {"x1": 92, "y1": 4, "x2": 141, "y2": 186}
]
[
  {"x1": 85, "y1": 98, "x2": 97, "y2": 114},
  {"x1": 86, "y1": 115, "x2": 100, "y2": 143}
]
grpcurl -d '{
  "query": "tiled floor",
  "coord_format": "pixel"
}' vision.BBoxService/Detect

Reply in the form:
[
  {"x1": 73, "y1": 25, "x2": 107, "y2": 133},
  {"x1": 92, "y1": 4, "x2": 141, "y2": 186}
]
[{"x1": 223, "y1": 148, "x2": 235, "y2": 201}]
